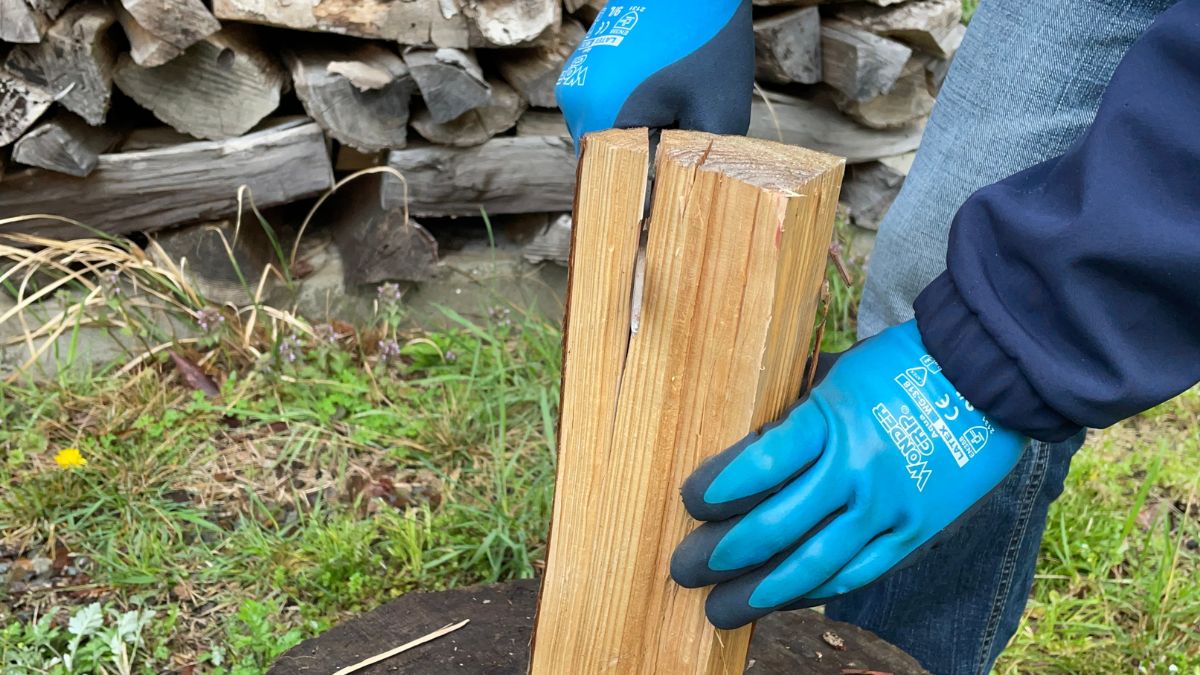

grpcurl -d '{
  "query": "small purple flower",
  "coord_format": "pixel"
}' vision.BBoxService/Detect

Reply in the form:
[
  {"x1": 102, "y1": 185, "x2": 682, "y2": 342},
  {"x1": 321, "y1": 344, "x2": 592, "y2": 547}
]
[
  {"x1": 444, "y1": 350, "x2": 458, "y2": 363},
  {"x1": 377, "y1": 282, "x2": 403, "y2": 306},
  {"x1": 312, "y1": 323, "x2": 340, "y2": 344},
  {"x1": 195, "y1": 307, "x2": 225, "y2": 333},
  {"x1": 101, "y1": 269, "x2": 122, "y2": 295},
  {"x1": 279, "y1": 335, "x2": 302, "y2": 363},
  {"x1": 377, "y1": 339, "x2": 402, "y2": 363}
]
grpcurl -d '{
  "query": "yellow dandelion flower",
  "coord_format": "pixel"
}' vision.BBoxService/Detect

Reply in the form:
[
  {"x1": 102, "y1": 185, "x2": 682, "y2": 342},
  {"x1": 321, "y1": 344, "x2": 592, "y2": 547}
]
[{"x1": 54, "y1": 448, "x2": 87, "y2": 469}]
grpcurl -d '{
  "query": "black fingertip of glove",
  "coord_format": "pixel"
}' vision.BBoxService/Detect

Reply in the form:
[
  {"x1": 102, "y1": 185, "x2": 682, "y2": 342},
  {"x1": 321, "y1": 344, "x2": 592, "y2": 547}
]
[
  {"x1": 681, "y1": 396, "x2": 824, "y2": 522},
  {"x1": 703, "y1": 574, "x2": 776, "y2": 630},
  {"x1": 669, "y1": 519, "x2": 754, "y2": 589},
  {"x1": 679, "y1": 431, "x2": 765, "y2": 521}
]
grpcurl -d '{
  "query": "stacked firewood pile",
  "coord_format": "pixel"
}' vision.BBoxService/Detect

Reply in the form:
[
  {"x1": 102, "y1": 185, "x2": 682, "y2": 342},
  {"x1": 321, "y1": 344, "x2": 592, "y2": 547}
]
[{"x1": 0, "y1": 0, "x2": 960, "y2": 284}]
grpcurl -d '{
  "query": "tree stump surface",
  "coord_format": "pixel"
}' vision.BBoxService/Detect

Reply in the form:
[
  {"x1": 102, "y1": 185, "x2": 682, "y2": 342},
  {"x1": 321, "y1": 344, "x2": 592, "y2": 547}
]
[{"x1": 270, "y1": 579, "x2": 930, "y2": 675}]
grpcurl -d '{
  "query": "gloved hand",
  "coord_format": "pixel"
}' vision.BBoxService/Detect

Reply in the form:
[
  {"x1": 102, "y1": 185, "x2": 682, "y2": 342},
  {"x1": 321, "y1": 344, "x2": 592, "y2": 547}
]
[
  {"x1": 555, "y1": 0, "x2": 754, "y2": 150},
  {"x1": 670, "y1": 320, "x2": 1029, "y2": 629}
]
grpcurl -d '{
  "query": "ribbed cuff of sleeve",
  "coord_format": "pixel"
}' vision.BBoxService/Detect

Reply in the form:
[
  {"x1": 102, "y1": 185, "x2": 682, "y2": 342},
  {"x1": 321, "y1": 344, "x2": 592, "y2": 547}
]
[{"x1": 914, "y1": 272, "x2": 1081, "y2": 443}]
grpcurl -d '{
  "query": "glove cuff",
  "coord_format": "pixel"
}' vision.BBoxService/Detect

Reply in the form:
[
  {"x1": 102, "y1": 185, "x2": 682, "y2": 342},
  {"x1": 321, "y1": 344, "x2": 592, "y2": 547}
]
[{"x1": 914, "y1": 271, "x2": 1081, "y2": 442}]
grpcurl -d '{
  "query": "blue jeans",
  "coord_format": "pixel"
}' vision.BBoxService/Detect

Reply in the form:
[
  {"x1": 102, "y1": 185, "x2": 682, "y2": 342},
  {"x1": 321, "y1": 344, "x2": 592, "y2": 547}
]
[{"x1": 825, "y1": 0, "x2": 1180, "y2": 673}]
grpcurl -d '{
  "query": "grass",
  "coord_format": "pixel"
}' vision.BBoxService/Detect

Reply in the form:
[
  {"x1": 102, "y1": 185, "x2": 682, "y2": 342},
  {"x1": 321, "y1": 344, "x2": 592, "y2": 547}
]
[
  {"x1": 963, "y1": 0, "x2": 980, "y2": 24},
  {"x1": 1, "y1": 213, "x2": 1196, "y2": 673},
  {"x1": 997, "y1": 395, "x2": 1200, "y2": 674}
]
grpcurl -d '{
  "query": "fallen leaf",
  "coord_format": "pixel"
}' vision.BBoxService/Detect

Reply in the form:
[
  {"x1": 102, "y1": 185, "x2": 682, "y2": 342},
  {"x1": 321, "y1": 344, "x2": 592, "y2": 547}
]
[{"x1": 170, "y1": 352, "x2": 220, "y2": 399}]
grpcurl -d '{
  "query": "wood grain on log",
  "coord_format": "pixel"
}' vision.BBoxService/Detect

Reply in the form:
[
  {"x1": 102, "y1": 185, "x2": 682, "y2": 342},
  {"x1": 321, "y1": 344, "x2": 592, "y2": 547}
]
[
  {"x1": 114, "y1": 27, "x2": 286, "y2": 140},
  {"x1": 0, "y1": 119, "x2": 333, "y2": 239},
  {"x1": 754, "y1": 7, "x2": 821, "y2": 85},
  {"x1": 836, "y1": 0, "x2": 963, "y2": 56},
  {"x1": 462, "y1": 0, "x2": 560, "y2": 47},
  {"x1": 212, "y1": 0, "x2": 472, "y2": 49},
  {"x1": 285, "y1": 43, "x2": 415, "y2": 152},
  {"x1": 384, "y1": 135, "x2": 575, "y2": 217},
  {"x1": 11, "y1": 113, "x2": 121, "y2": 176},
  {"x1": 821, "y1": 20, "x2": 912, "y2": 102},
  {"x1": 4, "y1": 1, "x2": 117, "y2": 125},
  {"x1": 531, "y1": 129, "x2": 844, "y2": 674},
  {"x1": 496, "y1": 19, "x2": 585, "y2": 108},
  {"x1": 270, "y1": 579, "x2": 930, "y2": 674},
  {"x1": 114, "y1": 3, "x2": 183, "y2": 67},
  {"x1": 118, "y1": 0, "x2": 220, "y2": 54},
  {"x1": 402, "y1": 48, "x2": 491, "y2": 124},
  {"x1": 325, "y1": 173, "x2": 438, "y2": 285},
  {"x1": 0, "y1": 0, "x2": 45, "y2": 42},
  {"x1": 411, "y1": 80, "x2": 526, "y2": 147},
  {"x1": 0, "y1": 0, "x2": 68, "y2": 42},
  {"x1": 749, "y1": 90, "x2": 925, "y2": 163},
  {"x1": 835, "y1": 58, "x2": 935, "y2": 129},
  {"x1": 0, "y1": 71, "x2": 52, "y2": 148}
]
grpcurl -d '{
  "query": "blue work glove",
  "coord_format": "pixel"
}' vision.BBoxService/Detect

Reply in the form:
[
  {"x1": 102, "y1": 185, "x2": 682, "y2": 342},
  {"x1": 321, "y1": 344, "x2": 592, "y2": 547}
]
[
  {"x1": 670, "y1": 320, "x2": 1029, "y2": 629},
  {"x1": 555, "y1": 0, "x2": 754, "y2": 150}
]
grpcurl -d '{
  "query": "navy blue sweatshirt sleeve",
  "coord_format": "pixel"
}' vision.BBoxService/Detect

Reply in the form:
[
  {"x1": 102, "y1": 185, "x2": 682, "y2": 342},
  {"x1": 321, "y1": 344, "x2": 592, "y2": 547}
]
[{"x1": 913, "y1": 0, "x2": 1200, "y2": 442}]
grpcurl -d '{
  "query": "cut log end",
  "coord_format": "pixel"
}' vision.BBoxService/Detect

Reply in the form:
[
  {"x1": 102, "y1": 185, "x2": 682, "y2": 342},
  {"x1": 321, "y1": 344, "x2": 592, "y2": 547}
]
[
  {"x1": 113, "y1": 27, "x2": 286, "y2": 140},
  {"x1": 658, "y1": 130, "x2": 845, "y2": 194}
]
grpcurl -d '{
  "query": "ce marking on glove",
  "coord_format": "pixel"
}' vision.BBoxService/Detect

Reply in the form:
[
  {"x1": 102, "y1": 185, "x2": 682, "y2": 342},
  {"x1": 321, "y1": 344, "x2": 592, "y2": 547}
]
[{"x1": 934, "y1": 393, "x2": 960, "y2": 420}]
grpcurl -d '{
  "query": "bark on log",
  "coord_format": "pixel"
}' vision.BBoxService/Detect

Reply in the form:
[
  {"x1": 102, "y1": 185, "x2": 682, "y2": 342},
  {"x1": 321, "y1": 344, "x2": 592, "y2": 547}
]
[
  {"x1": 515, "y1": 109, "x2": 569, "y2": 138},
  {"x1": 754, "y1": 7, "x2": 821, "y2": 85},
  {"x1": 325, "y1": 173, "x2": 438, "y2": 285},
  {"x1": 462, "y1": 0, "x2": 561, "y2": 47},
  {"x1": 835, "y1": 58, "x2": 935, "y2": 129},
  {"x1": 752, "y1": 0, "x2": 869, "y2": 5},
  {"x1": 836, "y1": 0, "x2": 963, "y2": 57},
  {"x1": 113, "y1": 27, "x2": 286, "y2": 140},
  {"x1": 211, "y1": 0, "x2": 472, "y2": 49},
  {"x1": 0, "y1": 71, "x2": 52, "y2": 148},
  {"x1": 402, "y1": 48, "x2": 491, "y2": 124},
  {"x1": 150, "y1": 219, "x2": 278, "y2": 305},
  {"x1": 383, "y1": 135, "x2": 575, "y2": 217},
  {"x1": 925, "y1": 23, "x2": 964, "y2": 91},
  {"x1": 269, "y1": 579, "x2": 930, "y2": 674},
  {"x1": 117, "y1": 126, "x2": 195, "y2": 151},
  {"x1": 749, "y1": 90, "x2": 925, "y2": 163},
  {"x1": 522, "y1": 213, "x2": 571, "y2": 266},
  {"x1": 840, "y1": 160, "x2": 906, "y2": 230},
  {"x1": 563, "y1": 0, "x2": 604, "y2": 22},
  {"x1": 117, "y1": 0, "x2": 221, "y2": 55},
  {"x1": 496, "y1": 19, "x2": 585, "y2": 108},
  {"x1": 4, "y1": 1, "x2": 117, "y2": 125},
  {"x1": 411, "y1": 80, "x2": 526, "y2": 147},
  {"x1": 114, "y1": 3, "x2": 183, "y2": 68},
  {"x1": 285, "y1": 43, "x2": 415, "y2": 152},
  {"x1": 0, "y1": 119, "x2": 334, "y2": 239},
  {"x1": 820, "y1": 20, "x2": 912, "y2": 102},
  {"x1": 11, "y1": 112, "x2": 121, "y2": 176}
]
